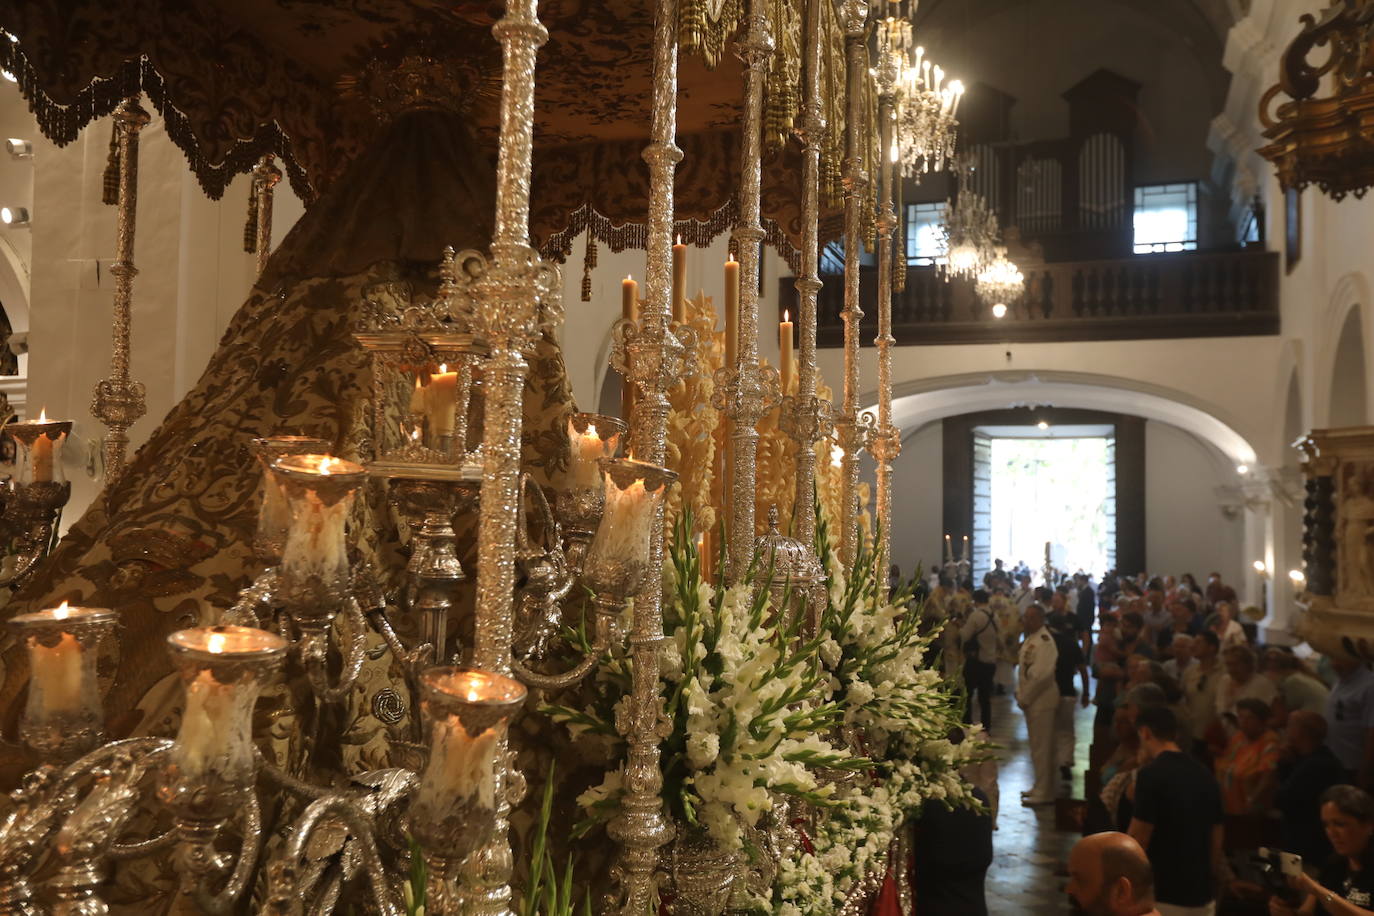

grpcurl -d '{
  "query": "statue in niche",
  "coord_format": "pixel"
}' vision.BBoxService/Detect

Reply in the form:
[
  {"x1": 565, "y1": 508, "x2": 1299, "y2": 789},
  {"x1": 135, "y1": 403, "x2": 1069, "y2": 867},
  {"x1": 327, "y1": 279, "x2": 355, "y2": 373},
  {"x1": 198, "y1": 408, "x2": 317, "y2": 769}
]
[
  {"x1": 1340, "y1": 461, "x2": 1374, "y2": 602},
  {"x1": 0, "y1": 300, "x2": 18, "y2": 377}
]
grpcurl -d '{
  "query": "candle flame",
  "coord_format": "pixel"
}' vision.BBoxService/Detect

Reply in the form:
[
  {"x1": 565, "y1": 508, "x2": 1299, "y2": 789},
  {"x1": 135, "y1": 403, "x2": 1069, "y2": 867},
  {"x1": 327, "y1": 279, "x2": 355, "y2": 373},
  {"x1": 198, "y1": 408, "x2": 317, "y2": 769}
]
[
  {"x1": 625, "y1": 275, "x2": 632, "y2": 282},
  {"x1": 783, "y1": 309, "x2": 790, "y2": 323},
  {"x1": 676, "y1": 234, "x2": 682, "y2": 246},
  {"x1": 585, "y1": 422, "x2": 600, "y2": 442},
  {"x1": 316, "y1": 456, "x2": 340, "y2": 475},
  {"x1": 414, "y1": 376, "x2": 422, "y2": 389},
  {"x1": 37, "y1": 407, "x2": 46, "y2": 423},
  {"x1": 207, "y1": 632, "x2": 227, "y2": 654},
  {"x1": 53, "y1": 600, "x2": 70, "y2": 620},
  {"x1": 439, "y1": 363, "x2": 448, "y2": 374}
]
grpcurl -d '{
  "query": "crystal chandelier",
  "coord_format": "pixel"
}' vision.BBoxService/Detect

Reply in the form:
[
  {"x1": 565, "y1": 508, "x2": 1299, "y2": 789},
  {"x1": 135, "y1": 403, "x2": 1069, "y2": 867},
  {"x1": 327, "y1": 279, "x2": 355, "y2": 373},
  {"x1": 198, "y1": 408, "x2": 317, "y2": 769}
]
[
  {"x1": 939, "y1": 167, "x2": 1000, "y2": 281},
  {"x1": 897, "y1": 45, "x2": 963, "y2": 177},
  {"x1": 975, "y1": 246, "x2": 1024, "y2": 309}
]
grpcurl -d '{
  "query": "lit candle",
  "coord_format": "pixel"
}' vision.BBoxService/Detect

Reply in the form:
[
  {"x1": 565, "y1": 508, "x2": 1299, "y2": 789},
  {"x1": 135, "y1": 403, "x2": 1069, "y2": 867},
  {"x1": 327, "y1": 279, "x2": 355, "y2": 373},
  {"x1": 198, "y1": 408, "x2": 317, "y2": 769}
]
[
  {"x1": 672, "y1": 236, "x2": 688, "y2": 324},
  {"x1": 271, "y1": 454, "x2": 367, "y2": 595},
  {"x1": 251, "y1": 435, "x2": 329, "y2": 562},
  {"x1": 408, "y1": 375, "x2": 426, "y2": 415},
  {"x1": 426, "y1": 363, "x2": 459, "y2": 438},
  {"x1": 944, "y1": 534, "x2": 954, "y2": 564},
  {"x1": 8, "y1": 601, "x2": 117, "y2": 762},
  {"x1": 584, "y1": 459, "x2": 678, "y2": 598},
  {"x1": 568, "y1": 421, "x2": 609, "y2": 490},
  {"x1": 724, "y1": 260, "x2": 740, "y2": 370},
  {"x1": 160, "y1": 626, "x2": 288, "y2": 817},
  {"x1": 413, "y1": 667, "x2": 527, "y2": 856},
  {"x1": 779, "y1": 309, "x2": 794, "y2": 394},
  {"x1": 12, "y1": 408, "x2": 68, "y2": 484},
  {"x1": 27, "y1": 601, "x2": 83, "y2": 714},
  {"x1": 622, "y1": 275, "x2": 639, "y2": 423}
]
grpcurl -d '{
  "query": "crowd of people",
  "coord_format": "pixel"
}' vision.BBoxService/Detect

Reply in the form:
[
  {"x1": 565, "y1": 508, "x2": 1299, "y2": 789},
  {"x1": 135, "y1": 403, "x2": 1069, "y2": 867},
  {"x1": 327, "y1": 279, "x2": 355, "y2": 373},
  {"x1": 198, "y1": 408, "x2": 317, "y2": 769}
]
[{"x1": 914, "y1": 564, "x2": 1374, "y2": 916}]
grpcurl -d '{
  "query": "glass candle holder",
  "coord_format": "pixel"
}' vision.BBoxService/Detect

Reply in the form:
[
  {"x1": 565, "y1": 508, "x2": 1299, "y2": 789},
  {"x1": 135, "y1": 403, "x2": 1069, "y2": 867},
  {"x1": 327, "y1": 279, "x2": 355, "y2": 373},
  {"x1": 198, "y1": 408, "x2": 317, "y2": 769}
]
[
  {"x1": 157, "y1": 626, "x2": 288, "y2": 823},
  {"x1": 558, "y1": 414, "x2": 627, "y2": 568},
  {"x1": 268, "y1": 454, "x2": 367, "y2": 627},
  {"x1": 250, "y1": 435, "x2": 330, "y2": 563},
  {"x1": 7, "y1": 602, "x2": 117, "y2": 763},
  {"x1": 411, "y1": 666, "x2": 526, "y2": 859},
  {"x1": 583, "y1": 458, "x2": 678, "y2": 600},
  {"x1": 9, "y1": 411, "x2": 72, "y2": 486}
]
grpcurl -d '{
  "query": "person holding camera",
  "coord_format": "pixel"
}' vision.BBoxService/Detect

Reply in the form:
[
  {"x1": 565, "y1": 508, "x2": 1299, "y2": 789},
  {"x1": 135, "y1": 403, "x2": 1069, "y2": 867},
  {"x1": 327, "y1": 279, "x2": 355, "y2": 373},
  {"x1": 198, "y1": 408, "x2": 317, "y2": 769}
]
[{"x1": 1270, "y1": 784, "x2": 1374, "y2": 915}]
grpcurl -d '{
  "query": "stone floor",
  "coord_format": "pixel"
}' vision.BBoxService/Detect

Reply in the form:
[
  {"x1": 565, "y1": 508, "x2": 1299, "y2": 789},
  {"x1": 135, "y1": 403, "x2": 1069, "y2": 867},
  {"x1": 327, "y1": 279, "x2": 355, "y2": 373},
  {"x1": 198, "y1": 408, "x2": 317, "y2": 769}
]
[{"x1": 977, "y1": 690, "x2": 1097, "y2": 915}]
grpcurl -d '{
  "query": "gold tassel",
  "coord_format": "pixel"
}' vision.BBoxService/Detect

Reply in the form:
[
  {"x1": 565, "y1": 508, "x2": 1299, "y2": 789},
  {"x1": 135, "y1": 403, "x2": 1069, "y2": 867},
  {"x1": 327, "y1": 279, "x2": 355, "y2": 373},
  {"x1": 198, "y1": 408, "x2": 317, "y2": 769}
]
[
  {"x1": 101, "y1": 122, "x2": 119, "y2": 206},
  {"x1": 582, "y1": 232, "x2": 597, "y2": 302}
]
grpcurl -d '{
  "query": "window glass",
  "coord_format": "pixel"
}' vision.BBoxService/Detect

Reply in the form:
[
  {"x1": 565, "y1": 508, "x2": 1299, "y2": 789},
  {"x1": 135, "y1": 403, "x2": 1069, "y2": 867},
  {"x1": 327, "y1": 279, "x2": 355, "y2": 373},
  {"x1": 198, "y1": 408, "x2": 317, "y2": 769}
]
[
  {"x1": 1133, "y1": 183, "x2": 1198, "y2": 254},
  {"x1": 906, "y1": 201, "x2": 948, "y2": 265}
]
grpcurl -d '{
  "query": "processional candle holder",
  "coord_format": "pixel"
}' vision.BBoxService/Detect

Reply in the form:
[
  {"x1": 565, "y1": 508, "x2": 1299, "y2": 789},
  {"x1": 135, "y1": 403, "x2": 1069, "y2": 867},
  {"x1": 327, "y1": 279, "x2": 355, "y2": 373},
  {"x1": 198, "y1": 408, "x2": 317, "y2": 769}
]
[
  {"x1": 410, "y1": 667, "x2": 526, "y2": 863},
  {"x1": 558, "y1": 412, "x2": 627, "y2": 574},
  {"x1": 270, "y1": 455, "x2": 368, "y2": 632},
  {"x1": 584, "y1": 458, "x2": 679, "y2": 614},
  {"x1": 3, "y1": 413, "x2": 74, "y2": 588},
  {"x1": 7, "y1": 602, "x2": 117, "y2": 764},
  {"x1": 156, "y1": 626, "x2": 288, "y2": 895},
  {"x1": 251, "y1": 435, "x2": 330, "y2": 564}
]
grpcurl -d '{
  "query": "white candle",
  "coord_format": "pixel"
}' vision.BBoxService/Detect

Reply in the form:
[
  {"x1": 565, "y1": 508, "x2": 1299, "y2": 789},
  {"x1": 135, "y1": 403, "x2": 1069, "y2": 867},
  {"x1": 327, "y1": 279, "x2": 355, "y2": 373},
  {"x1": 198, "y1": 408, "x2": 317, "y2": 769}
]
[
  {"x1": 672, "y1": 237, "x2": 688, "y2": 324},
  {"x1": 276, "y1": 455, "x2": 366, "y2": 586},
  {"x1": 29, "y1": 603, "x2": 82, "y2": 715},
  {"x1": 779, "y1": 309, "x2": 794, "y2": 394},
  {"x1": 177, "y1": 667, "x2": 232, "y2": 776},
  {"x1": 724, "y1": 261, "x2": 740, "y2": 370},
  {"x1": 430, "y1": 716, "x2": 501, "y2": 809},
  {"x1": 426, "y1": 364, "x2": 459, "y2": 437},
  {"x1": 569, "y1": 422, "x2": 609, "y2": 490},
  {"x1": 408, "y1": 375, "x2": 425, "y2": 415}
]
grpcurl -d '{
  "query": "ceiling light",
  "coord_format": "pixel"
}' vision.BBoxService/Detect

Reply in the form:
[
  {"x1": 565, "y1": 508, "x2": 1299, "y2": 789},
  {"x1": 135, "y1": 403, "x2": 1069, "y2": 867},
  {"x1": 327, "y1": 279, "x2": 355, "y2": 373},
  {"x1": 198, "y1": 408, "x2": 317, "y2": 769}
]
[
  {"x1": 1036, "y1": 420, "x2": 1049, "y2": 430},
  {"x1": 1253, "y1": 560, "x2": 1267, "y2": 573},
  {"x1": 991, "y1": 303, "x2": 1007, "y2": 319},
  {"x1": 1236, "y1": 464, "x2": 1249, "y2": 474},
  {"x1": 1288, "y1": 569, "x2": 1306, "y2": 583},
  {"x1": 5, "y1": 139, "x2": 31, "y2": 159},
  {"x1": 1, "y1": 206, "x2": 29, "y2": 227}
]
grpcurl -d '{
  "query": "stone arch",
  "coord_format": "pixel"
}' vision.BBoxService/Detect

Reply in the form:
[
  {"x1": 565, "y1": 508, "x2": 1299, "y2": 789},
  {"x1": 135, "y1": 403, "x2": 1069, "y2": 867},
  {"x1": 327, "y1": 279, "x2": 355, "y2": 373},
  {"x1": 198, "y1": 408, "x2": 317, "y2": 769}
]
[
  {"x1": 1329, "y1": 303, "x2": 1368, "y2": 427},
  {"x1": 884, "y1": 370, "x2": 1259, "y2": 466}
]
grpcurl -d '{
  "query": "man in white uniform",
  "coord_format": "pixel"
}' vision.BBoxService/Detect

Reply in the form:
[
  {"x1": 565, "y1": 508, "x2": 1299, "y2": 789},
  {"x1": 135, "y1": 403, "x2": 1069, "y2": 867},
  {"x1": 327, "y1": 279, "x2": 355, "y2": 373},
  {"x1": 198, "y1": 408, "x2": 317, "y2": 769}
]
[{"x1": 1018, "y1": 602, "x2": 1061, "y2": 806}]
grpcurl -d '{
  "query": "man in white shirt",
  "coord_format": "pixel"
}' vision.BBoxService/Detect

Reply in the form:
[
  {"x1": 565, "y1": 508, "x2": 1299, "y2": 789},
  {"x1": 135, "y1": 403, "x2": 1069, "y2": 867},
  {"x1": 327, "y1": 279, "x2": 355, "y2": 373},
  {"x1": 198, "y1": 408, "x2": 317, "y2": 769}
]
[{"x1": 1018, "y1": 603, "x2": 1060, "y2": 806}]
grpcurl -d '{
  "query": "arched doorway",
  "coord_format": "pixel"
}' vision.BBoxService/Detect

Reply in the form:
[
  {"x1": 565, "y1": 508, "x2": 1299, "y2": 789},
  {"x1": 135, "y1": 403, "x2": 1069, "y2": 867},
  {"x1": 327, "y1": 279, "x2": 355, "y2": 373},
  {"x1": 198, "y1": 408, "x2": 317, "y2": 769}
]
[{"x1": 1330, "y1": 306, "x2": 1368, "y2": 427}]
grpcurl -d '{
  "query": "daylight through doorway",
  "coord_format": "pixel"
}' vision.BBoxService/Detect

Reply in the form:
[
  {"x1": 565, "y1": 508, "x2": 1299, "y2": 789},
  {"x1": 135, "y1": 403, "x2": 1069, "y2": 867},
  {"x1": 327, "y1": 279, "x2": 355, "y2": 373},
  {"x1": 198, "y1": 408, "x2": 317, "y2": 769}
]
[{"x1": 975, "y1": 433, "x2": 1115, "y2": 582}]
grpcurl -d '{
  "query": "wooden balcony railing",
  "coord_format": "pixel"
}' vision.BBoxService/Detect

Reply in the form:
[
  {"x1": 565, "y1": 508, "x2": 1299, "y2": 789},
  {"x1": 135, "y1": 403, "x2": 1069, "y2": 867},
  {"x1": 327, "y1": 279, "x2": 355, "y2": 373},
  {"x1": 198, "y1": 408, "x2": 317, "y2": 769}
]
[{"x1": 799, "y1": 248, "x2": 1280, "y2": 346}]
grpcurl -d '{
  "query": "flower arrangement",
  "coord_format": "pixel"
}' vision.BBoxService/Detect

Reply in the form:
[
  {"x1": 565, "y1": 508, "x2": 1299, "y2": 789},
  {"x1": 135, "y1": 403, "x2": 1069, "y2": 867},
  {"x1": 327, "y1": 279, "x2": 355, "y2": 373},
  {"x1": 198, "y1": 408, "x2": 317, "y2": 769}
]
[
  {"x1": 548, "y1": 514, "x2": 865, "y2": 854},
  {"x1": 546, "y1": 509, "x2": 984, "y2": 913}
]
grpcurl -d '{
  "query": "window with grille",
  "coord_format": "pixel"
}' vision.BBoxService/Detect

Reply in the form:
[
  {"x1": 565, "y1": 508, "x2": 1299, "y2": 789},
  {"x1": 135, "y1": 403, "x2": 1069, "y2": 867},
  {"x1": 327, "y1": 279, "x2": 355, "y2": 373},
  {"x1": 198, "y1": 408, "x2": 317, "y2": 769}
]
[
  {"x1": 1133, "y1": 183, "x2": 1198, "y2": 254},
  {"x1": 906, "y1": 201, "x2": 947, "y2": 266}
]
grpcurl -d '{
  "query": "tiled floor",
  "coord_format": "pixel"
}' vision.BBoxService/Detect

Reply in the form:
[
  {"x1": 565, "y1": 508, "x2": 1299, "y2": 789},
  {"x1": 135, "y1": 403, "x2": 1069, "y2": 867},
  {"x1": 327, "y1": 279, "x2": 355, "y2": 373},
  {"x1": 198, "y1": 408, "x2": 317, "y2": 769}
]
[{"x1": 976, "y1": 691, "x2": 1097, "y2": 915}]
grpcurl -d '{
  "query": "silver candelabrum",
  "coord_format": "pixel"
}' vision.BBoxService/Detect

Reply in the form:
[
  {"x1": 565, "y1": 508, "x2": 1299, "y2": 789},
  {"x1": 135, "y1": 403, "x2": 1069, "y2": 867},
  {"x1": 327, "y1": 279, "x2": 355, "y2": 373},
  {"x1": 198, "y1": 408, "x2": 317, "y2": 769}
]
[{"x1": 0, "y1": 248, "x2": 677, "y2": 915}]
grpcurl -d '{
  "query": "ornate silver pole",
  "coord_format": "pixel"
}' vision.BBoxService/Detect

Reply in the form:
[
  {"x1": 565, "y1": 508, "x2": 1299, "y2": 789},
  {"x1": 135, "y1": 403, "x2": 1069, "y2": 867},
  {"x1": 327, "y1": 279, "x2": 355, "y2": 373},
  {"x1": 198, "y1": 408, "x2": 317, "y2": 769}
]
[
  {"x1": 717, "y1": 0, "x2": 780, "y2": 584},
  {"x1": 91, "y1": 97, "x2": 150, "y2": 484},
  {"x1": 462, "y1": 0, "x2": 549, "y2": 909},
  {"x1": 836, "y1": 1, "x2": 870, "y2": 567},
  {"x1": 251, "y1": 155, "x2": 282, "y2": 278},
  {"x1": 873, "y1": 31, "x2": 900, "y2": 600},
  {"x1": 604, "y1": 0, "x2": 690, "y2": 905},
  {"x1": 782, "y1": 0, "x2": 832, "y2": 561}
]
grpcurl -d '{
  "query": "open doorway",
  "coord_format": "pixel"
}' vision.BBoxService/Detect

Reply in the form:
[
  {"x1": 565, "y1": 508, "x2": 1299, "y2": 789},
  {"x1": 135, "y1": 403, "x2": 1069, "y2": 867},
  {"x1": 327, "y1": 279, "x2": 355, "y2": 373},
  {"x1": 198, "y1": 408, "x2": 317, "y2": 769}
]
[{"x1": 972, "y1": 424, "x2": 1116, "y2": 583}]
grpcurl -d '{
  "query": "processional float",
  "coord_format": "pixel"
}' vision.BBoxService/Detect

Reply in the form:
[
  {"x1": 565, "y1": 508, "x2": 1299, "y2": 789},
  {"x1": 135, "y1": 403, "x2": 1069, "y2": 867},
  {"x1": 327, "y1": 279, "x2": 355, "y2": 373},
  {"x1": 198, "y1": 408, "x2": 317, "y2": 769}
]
[{"x1": 0, "y1": 0, "x2": 967, "y2": 912}]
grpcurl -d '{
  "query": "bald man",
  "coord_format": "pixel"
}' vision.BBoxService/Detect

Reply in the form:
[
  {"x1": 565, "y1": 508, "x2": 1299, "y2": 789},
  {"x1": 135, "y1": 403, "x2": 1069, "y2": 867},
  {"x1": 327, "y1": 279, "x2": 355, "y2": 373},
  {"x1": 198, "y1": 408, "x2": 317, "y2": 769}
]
[
  {"x1": 1066, "y1": 832, "x2": 1161, "y2": 916},
  {"x1": 1276, "y1": 709, "x2": 1344, "y2": 862}
]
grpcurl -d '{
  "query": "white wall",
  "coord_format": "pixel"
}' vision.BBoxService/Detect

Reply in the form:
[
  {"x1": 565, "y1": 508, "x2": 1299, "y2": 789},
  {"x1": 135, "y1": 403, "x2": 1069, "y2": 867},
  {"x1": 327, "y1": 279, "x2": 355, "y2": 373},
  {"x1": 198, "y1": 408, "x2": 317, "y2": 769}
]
[
  {"x1": 2, "y1": 83, "x2": 304, "y2": 527},
  {"x1": 889, "y1": 422, "x2": 944, "y2": 579},
  {"x1": 1143, "y1": 420, "x2": 1245, "y2": 589},
  {"x1": 557, "y1": 230, "x2": 787, "y2": 412}
]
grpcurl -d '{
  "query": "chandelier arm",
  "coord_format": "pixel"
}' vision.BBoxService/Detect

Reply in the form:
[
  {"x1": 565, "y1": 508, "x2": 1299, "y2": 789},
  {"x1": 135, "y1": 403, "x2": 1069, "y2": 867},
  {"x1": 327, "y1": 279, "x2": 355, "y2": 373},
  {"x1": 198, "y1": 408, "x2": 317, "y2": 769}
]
[{"x1": 300, "y1": 598, "x2": 369, "y2": 704}]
